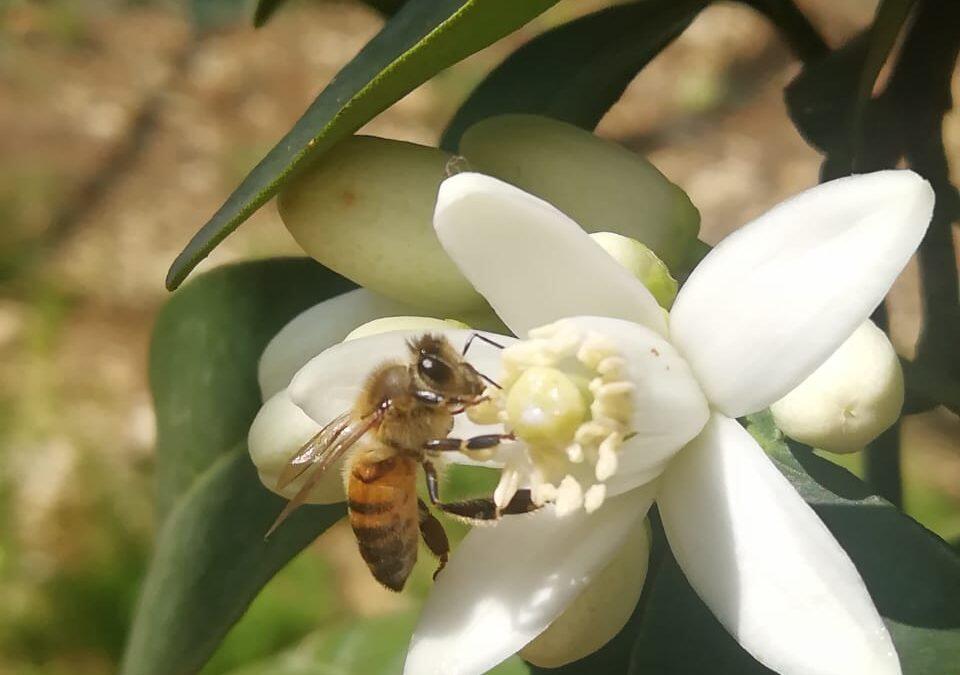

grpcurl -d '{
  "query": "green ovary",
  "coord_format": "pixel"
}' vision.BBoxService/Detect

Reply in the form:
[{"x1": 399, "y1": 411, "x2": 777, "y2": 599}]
[{"x1": 505, "y1": 367, "x2": 587, "y2": 447}]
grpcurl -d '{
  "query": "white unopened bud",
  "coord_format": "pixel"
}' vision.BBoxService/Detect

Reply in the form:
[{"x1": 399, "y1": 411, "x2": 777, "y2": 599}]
[
  {"x1": 521, "y1": 518, "x2": 650, "y2": 667},
  {"x1": 771, "y1": 320, "x2": 904, "y2": 454},
  {"x1": 248, "y1": 391, "x2": 346, "y2": 504}
]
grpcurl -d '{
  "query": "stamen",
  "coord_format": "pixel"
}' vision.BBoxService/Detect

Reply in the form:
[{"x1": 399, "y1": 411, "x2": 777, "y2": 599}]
[
  {"x1": 494, "y1": 464, "x2": 521, "y2": 510},
  {"x1": 584, "y1": 484, "x2": 607, "y2": 513},
  {"x1": 555, "y1": 475, "x2": 584, "y2": 517},
  {"x1": 565, "y1": 442, "x2": 584, "y2": 463},
  {"x1": 487, "y1": 319, "x2": 635, "y2": 516},
  {"x1": 595, "y1": 433, "x2": 621, "y2": 481}
]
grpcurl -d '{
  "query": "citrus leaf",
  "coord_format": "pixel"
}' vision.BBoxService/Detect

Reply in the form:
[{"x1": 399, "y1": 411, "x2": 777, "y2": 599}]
[
  {"x1": 784, "y1": 0, "x2": 914, "y2": 177},
  {"x1": 167, "y1": 0, "x2": 558, "y2": 290},
  {"x1": 253, "y1": 0, "x2": 407, "y2": 28},
  {"x1": 253, "y1": 0, "x2": 288, "y2": 27},
  {"x1": 227, "y1": 612, "x2": 530, "y2": 675},
  {"x1": 120, "y1": 447, "x2": 343, "y2": 675},
  {"x1": 124, "y1": 259, "x2": 357, "y2": 674},
  {"x1": 150, "y1": 257, "x2": 352, "y2": 518},
  {"x1": 441, "y1": 0, "x2": 707, "y2": 151}
]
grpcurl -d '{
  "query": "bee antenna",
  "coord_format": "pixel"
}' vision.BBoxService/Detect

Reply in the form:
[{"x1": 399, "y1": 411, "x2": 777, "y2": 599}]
[
  {"x1": 479, "y1": 372, "x2": 503, "y2": 390},
  {"x1": 462, "y1": 332, "x2": 505, "y2": 357}
]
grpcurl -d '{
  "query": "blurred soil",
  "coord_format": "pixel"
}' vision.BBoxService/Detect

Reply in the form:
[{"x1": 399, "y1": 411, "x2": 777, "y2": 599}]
[{"x1": 0, "y1": 0, "x2": 957, "y2": 672}]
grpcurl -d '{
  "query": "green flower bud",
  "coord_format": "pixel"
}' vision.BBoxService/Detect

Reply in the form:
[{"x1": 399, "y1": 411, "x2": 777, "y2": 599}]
[
  {"x1": 459, "y1": 114, "x2": 700, "y2": 271},
  {"x1": 771, "y1": 320, "x2": 904, "y2": 454},
  {"x1": 278, "y1": 136, "x2": 486, "y2": 314},
  {"x1": 590, "y1": 232, "x2": 678, "y2": 309}
]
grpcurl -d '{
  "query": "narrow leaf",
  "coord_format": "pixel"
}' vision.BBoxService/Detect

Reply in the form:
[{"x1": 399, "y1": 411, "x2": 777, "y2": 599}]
[
  {"x1": 228, "y1": 612, "x2": 529, "y2": 675},
  {"x1": 168, "y1": 0, "x2": 557, "y2": 290},
  {"x1": 253, "y1": 0, "x2": 288, "y2": 27},
  {"x1": 441, "y1": 0, "x2": 707, "y2": 151},
  {"x1": 254, "y1": 0, "x2": 407, "y2": 28},
  {"x1": 150, "y1": 258, "x2": 352, "y2": 518},
  {"x1": 126, "y1": 258, "x2": 358, "y2": 674},
  {"x1": 785, "y1": 0, "x2": 915, "y2": 177},
  {"x1": 120, "y1": 447, "x2": 343, "y2": 675}
]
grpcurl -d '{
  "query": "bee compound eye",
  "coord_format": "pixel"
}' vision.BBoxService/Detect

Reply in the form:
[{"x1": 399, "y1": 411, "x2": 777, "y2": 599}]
[{"x1": 418, "y1": 354, "x2": 453, "y2": 384}]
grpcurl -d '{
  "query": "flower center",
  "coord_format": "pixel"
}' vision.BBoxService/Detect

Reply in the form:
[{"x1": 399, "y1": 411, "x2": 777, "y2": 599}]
[
  {"x1": 505, "y1": 367, "x2": 587, "y2": 445},
  {"x1": 470, "y1": 320, "x2": 635, "y2": 516}
]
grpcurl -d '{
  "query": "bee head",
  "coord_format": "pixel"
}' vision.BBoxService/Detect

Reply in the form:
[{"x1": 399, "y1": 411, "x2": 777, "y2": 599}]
[{"x1": 408, "y1": 333, "x2": 485, "y2": 397}]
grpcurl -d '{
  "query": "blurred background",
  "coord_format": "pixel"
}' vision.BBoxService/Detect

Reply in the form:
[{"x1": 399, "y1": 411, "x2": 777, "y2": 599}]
[{"x1": 0, "y1": 0, "x2": 957, "y2": 672}]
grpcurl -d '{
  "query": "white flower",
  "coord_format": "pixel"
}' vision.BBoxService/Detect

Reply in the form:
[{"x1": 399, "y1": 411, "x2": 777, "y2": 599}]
[
  {"x1": 252, "y1": 168, "x2": 932, "y2": 674},
  {"x1": 410, "y1": 169, "x2": 929, "y2": 674}
]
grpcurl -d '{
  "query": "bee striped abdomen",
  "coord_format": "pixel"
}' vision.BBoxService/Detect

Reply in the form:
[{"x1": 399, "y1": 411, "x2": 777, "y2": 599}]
[{"x1": 347, "y1": 455, "x2": 419, "y2": 592}]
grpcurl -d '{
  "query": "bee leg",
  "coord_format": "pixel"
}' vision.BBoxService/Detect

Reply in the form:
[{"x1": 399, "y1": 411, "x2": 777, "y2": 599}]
[
  {"x1": 435, "y1": 491, "x2": 540, "y2": 521},
  {"x1": 421, "y1": 459, "x2": 539, "y2": 523},
  {"x1": 423, "y1": 433, "x2": 515, "y2": 454},
  {"x1": 417, "y1": 498, "x2": 449, "y2": 579}
]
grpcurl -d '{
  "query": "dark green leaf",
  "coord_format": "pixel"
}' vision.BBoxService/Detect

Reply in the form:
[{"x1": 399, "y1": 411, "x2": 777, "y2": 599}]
[
  {"x1": 167, "y1": 0, "x2": 558, "y2": 290},
  {"x1": 255, "y1": 0, "x2": 408, "y2": 28},
  {"x1": 441, "y1": 0, "x2": 707, "y2": 151},
  {"x1": 252, "y1": 0, "x2": 287, "y2": 27},
  {"x1": 150, "y1": 257, "x2": 352, "y2": 518},
  {"x1": 738, "y1": 0, "x2": 828, "y2": 63},
  {"x1": 120, "y1": 447, "x2": 343, "y2": 675},
  {"x1": 784, "y1": 0, "x2": 914, "y2": 178},
  {"x1": 125, "y1": 259, "x2": 354, "y2": 674},
  {"x1": 199, "y1": 549, "x2": 340, "y2": 674},
  {"x1": 227, "y1": 611, "x2": 529, "y2": 675}
]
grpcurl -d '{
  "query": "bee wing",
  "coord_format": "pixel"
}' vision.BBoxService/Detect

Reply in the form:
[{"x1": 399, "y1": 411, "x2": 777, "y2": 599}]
[
  {"x1": 265, "y1": 408, "x2": 383, "y2": 539},
  {"x1": 275, "y1": 410, "x2": 355, "y2": 491}
]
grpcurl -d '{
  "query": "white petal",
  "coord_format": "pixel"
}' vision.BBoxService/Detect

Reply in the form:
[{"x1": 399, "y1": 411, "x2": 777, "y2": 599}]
[
  {"x1": 459, "y1": 114, "x2": 701, "y2": 271},
  {"x1": 520, "y1": 517, "x2": 650, "y2": 668},
  {"x1": 404, "y1": 486, "x2": 654, "y2": 675},
  {"x1": 247, "y1": 390, "x2": 345, "y2": 504},
  {"x1": 287, "y1": 328, "x2": 514, "y2": 463},
  {"x1": 670, "y1": 170, "x2": 933, "y2": 418},
  {"x1": 258, "y1": 289, "x2": 419, "y2": 399},
  {"x1": 434, "y1": 173, "x2": 668, "y2": 337},
  {"x1": 771, "y1": 320, "x2": 904, "y2": 453},
  {"x1": 559, "y1": 317, "x2": 710, "y2": 496},
  {"x1": 658, "y1": 413, "x2": 900, "y2": 675}
]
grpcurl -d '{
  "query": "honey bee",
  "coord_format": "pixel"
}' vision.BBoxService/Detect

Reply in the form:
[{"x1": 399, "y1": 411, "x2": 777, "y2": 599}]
[{"x1": 266, "y1": 333, "x2": 538, "y2": 592}]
